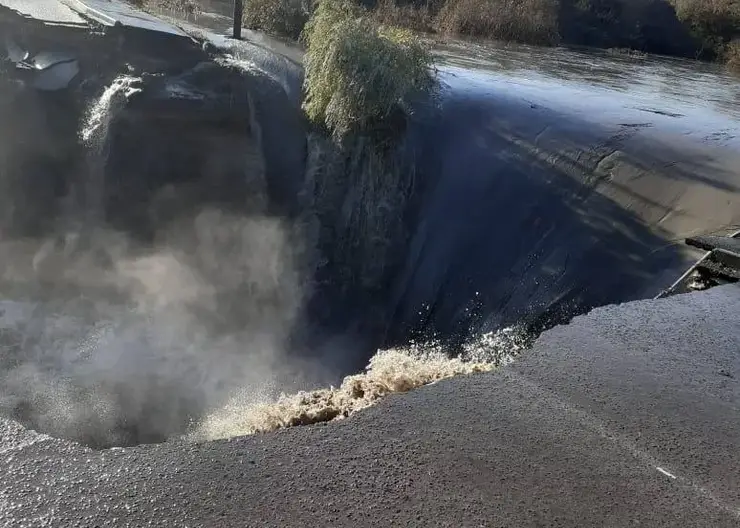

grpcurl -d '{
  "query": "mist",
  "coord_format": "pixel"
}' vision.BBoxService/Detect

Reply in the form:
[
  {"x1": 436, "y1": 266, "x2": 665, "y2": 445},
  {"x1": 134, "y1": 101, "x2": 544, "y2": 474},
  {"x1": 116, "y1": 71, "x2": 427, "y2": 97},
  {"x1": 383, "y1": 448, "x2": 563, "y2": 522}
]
[
  {"x1": 0, "y1": 66, "x2": 336, "y2": 447},
  {"x1": 0, "y1": 206, "x2": 325, "y2": 447},
  {"x1": 0, "y1": 58, "x2": 524, "y2": 449}
]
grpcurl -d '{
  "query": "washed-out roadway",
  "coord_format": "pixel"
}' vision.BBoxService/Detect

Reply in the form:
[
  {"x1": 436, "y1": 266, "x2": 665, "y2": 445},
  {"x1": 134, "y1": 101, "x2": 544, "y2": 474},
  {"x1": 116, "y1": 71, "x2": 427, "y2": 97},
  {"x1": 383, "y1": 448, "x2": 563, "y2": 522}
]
[{"x1": 1, "y1": 285, "x2": 739, "y2": 527}]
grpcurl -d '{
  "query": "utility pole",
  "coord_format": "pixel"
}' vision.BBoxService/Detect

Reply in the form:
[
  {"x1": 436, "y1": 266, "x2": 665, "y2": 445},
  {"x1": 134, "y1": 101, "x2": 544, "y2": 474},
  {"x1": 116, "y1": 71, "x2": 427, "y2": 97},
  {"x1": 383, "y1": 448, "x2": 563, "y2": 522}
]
[{"x1": 233, "y1": 0, "x2": 243, "y2": 39}]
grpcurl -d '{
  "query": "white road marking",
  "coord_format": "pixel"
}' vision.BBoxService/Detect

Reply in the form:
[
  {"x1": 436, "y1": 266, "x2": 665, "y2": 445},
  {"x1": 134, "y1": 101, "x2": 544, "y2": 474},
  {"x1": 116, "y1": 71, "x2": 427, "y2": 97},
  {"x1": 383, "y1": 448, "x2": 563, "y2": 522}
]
[
  {"x1": 656, "y1": 467, "x2": 677, "y2": 479},
  {"x1": 508, "y1": 371, "x2": 740, "y2": 521}
]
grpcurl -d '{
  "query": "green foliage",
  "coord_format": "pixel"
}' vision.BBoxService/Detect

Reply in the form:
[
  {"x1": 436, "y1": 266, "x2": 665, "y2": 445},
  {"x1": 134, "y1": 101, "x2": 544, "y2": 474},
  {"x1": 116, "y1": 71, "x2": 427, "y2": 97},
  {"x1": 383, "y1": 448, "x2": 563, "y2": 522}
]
[
  {"x1": 302, "y1": 0, "x2": 437, "y2": 138},
  {"x1": 300, "y1": 1, "x2": 436, "y2": 294},
  {"x1": 243, "y1": 0, "x2": 312, "y2": 39}
]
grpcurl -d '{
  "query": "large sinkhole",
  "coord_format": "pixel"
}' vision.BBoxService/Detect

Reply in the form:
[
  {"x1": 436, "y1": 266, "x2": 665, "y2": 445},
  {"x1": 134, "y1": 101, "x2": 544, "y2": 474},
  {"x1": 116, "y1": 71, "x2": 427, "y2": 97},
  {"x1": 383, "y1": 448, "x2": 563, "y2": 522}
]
[
  {"x1": 0, "y1": 6, "x2": 576, "y2": 450},
  {"x1": 0, "y1": 47, "x2": 332, "y2": 448},
  {"x1": 0, "y1": 37, "x2": 518, "y2": 449},
  {"x1": 2, "y1": 3, "x2": 723, "y2": 449}
]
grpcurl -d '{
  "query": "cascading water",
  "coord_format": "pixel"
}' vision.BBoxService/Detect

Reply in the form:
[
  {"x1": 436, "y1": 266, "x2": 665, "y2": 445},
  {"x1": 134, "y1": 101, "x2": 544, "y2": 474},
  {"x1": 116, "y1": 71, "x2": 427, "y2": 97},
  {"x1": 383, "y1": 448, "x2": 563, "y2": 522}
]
[
  {"x1": 0, "y1": 71, "x2": 308, "y2": 448},
  {"x1": 192, "y1": 325, "x2": 532, "y2": 441},
  {"x1": 80, "y1": 76, "x2": 143, "y2": 145},
  {"x1": 77, "y1": 75, "x2": 143, "y2": 230},
  {"x1": 0, "y1": 52, "x2": 537, "y2": 449}
]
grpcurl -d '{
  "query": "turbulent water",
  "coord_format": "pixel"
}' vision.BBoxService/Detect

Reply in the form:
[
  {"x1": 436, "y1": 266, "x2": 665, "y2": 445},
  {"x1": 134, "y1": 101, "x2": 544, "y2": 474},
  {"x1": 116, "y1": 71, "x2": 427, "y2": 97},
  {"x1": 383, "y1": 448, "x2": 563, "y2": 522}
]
[
  {"x1": 77, "y1": 76, "x2": 144, "y2": 230},
  {"x1": 0, "y1": 209, "x2": 306, "y2": 447},
  {"x1": 0, "y1": 73, "x2": 301, "y2": 447},
  {"x1": 193, "y1": 327, "x2": 528, "y2": 441},
  {"x1": 0, "y1": 262, "x2": 528, "y2": 446},
  {"x1": 0, "y1": 288, "x2": 526, "y2": 445},
  {"x1": 0, "y1": 69, "x2": 532, "y2": 448},
  {"x1": 81, "y1": 76, "x2": 143, "y2": 145}
]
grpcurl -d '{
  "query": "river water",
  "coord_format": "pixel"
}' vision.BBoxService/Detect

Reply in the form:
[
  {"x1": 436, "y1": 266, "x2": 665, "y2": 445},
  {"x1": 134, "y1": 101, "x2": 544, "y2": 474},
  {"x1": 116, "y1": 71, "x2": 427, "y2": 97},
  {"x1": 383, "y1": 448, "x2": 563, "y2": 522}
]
[
  {"x1": 183, "y1": 0, "x2": 740, "y2": 125},
  {"x1": 435, "y1": 38, "x2": 740, "y2": 130}
]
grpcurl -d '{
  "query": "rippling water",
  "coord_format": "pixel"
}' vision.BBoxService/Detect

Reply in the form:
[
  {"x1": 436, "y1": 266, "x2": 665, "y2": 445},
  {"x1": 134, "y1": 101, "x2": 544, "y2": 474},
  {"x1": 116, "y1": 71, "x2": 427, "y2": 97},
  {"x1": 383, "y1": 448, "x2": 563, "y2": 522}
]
[{"x1": 433, "y1": 38, "x2": 740, "y2": 137}]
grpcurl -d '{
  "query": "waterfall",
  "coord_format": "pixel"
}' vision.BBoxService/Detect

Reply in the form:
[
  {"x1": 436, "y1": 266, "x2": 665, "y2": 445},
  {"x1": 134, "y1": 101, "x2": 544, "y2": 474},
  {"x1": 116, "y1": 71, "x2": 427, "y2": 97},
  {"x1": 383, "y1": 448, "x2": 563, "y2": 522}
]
[
  {"x1": 74, "y1": 75, "x2": 143, "y2": 231},
  {"x1": 81, "y1": 75, "x2": 142, "y2": 144}
]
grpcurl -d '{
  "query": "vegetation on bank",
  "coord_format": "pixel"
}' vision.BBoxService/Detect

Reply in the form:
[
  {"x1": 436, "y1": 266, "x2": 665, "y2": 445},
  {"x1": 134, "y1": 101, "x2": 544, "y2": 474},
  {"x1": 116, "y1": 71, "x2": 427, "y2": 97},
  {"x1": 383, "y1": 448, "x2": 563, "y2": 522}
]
[
  {"x1": 727, "y1": 39, "x2": 740, "y2": 70},
  {"x1": 435, "y1": 0, "x2": 560, "y2": 46},
  {"x1": 298, "y1": 0, "x2": 435, "y2": 298},
  {"x1": 130, "y1": 0, "x2": 740, "y2": 68},
  {"x1": 672, "y1": 0, "x2": 740, "y2": 62},
  {"x1": 302, "y1": 0, "x2": 436, "y2": 137},
  {"x1": 239, "y1": 0, "x2": 740, "y2": 68}
]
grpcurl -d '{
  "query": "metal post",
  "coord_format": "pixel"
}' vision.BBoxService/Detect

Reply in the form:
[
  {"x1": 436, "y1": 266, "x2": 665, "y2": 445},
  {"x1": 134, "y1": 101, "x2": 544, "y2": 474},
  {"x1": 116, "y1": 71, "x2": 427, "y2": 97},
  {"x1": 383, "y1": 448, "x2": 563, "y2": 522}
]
[{"x1": 233, "y1": 0, "x2": 243, "y2": 39}]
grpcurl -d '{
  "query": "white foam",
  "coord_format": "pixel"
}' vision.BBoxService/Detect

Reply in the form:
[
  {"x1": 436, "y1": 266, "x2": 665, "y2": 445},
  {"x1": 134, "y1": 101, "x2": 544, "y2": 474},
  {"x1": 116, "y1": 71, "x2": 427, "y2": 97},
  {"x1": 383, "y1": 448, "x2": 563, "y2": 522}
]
[
  {"x1": 192, "y1": 326, "x2": 530, "y2": 441},
  {"x1": 80, "y1": 75, "x2": 142, "y2": 144}
]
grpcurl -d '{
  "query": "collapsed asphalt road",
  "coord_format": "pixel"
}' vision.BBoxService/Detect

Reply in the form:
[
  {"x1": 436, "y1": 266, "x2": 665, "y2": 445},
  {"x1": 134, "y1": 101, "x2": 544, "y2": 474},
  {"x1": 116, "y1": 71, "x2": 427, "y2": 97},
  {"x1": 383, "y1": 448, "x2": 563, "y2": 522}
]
[
  {"x1": 1, "y1": 2, "x2": 740, "y2": 526},
  {"x1": 1, "y1": 284, "x2": 739, "y2": 527}
]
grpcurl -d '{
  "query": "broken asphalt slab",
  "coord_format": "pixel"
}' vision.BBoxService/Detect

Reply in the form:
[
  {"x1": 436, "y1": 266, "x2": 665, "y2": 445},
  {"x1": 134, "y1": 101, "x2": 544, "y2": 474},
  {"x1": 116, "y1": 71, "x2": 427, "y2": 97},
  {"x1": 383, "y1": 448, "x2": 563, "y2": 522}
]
[{"x1": 1, "y1": 285, "x2": 738, "y2": 526}]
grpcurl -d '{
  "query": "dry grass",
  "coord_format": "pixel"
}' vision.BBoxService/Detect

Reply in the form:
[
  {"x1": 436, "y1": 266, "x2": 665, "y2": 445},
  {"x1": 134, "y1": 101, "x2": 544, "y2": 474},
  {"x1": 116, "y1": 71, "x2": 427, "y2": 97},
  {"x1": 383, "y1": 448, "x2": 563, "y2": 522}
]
[
  {"x1": 129, "y1": 0, "x2": 201, "y2": 15},
  {"x1": 243, "y1": 0, "x2": 312, "y2": 39},
  {"x1": 435, "y1": 0, "x2": 561, "y2": 45},
  {"x1": 672, "y1": 0, "x2": 740, "y2": 21},
  {"x1": 726, "y1": 39, "x2": 740, "y2": 70},
  {"x1": 371, "y1": 0, "x2": 436, "y2": 33},
  {"x1": 671, "y1": 0, "x2": 740, "y2": 58}
]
